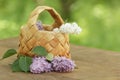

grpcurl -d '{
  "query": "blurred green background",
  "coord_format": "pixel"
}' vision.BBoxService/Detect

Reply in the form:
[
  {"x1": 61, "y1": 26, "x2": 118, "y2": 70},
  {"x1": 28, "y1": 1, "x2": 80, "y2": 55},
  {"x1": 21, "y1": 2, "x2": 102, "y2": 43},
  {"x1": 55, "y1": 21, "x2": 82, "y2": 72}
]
[{"x1": 0, "y1": 0, "x2": 120, "y2": 52}]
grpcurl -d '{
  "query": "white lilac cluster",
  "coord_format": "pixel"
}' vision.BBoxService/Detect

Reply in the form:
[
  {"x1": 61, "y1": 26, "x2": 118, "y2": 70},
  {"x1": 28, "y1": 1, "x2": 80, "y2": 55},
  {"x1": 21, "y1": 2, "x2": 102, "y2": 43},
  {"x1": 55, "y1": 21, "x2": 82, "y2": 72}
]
[
  {"x1": 30, "y1": 56, "x2": 75, "y2": 73},
  {"x1": 53, "y1": 22, "x2": 82, "y2": 34}
]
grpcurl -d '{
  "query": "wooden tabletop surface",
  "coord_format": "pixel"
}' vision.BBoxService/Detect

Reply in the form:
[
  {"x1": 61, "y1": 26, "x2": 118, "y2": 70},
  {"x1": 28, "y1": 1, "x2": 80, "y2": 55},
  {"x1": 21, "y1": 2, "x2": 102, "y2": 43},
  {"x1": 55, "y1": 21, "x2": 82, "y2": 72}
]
[{"x1": 0, "y1": 37, "x2": 120, "y2": 80}]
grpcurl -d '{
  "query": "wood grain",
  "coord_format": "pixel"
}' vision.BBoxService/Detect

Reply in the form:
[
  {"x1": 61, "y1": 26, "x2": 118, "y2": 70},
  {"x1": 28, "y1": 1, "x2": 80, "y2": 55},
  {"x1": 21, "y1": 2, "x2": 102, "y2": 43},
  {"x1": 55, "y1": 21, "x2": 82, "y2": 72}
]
[{"x1": 0, "y1": 37, "x2": 120, "y2": 80}]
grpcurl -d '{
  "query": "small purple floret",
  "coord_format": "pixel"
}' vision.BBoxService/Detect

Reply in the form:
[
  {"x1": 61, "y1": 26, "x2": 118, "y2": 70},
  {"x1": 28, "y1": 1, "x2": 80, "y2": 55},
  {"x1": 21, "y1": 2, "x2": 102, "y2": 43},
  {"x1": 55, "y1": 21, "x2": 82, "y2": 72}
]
[
  {"x1": 52, "y1": 57, "x2": 76, "y2": 72},
  {"x1": 30, "y1": 57, "x2": 51, "y2": 74},
  {"x1": 36, "y1": 21, "x2": 44, "y2": 30}
]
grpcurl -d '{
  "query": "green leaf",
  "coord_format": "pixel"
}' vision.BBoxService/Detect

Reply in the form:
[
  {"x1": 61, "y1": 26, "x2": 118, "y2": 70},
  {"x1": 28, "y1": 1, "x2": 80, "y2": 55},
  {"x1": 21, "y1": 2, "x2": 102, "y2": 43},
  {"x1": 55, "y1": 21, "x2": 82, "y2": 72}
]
[
  {"x1": 31, "y1": 46, "x2": 48, "y2": 56},
  {"x1": 19, "y1": 56, "x2": 32, "y2": 72},
  {"x1": 2, "y1": 49, "x2": 17, "y2": 59},
  {"x1": 11, "y1": 58, "x2": 22, "y2": 72},
  {"x1": 46, "y1": 53, "x2": 54, "y2": 61}
]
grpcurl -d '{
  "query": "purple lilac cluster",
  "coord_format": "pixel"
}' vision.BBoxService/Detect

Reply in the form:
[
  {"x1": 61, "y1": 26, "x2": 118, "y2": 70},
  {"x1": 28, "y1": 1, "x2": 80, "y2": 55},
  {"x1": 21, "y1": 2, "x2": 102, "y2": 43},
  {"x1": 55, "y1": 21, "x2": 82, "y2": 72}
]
[
  {"x1": 30, "y1": 57, "x2": 51, "y2": 74},
  {"x1": 30, "y1": 56, "x2": 75, "y2": 74},
  {"x1": 52, "y1": 57, "x2": 76, "y2": 72},
  {"x1": 36, "y1": 21, "x2": 44, "y2": 30}
]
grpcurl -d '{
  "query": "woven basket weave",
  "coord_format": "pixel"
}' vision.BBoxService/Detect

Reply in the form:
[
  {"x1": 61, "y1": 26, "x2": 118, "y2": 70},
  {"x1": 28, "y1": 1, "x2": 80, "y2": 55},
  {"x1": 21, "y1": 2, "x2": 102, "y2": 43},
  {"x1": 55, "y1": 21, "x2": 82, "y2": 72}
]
[{"x1": 18, "y1": 6, "x2": 70, "y2": 58}]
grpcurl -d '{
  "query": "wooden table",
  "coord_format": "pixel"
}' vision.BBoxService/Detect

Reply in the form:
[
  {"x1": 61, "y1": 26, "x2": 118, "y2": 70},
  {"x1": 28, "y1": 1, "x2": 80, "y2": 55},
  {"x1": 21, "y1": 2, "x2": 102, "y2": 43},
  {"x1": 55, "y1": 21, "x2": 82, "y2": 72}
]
[{"x1": 0, "y1": 37, "x2": 120, "y2": 80}]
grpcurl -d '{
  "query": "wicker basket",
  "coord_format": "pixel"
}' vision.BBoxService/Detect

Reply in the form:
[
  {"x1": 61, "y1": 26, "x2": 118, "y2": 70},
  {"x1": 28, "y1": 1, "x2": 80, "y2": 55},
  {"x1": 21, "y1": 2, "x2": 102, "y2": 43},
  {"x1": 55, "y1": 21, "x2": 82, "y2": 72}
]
[{"x1": 18, "y1": 6, "x2": 70, "y2": 58}]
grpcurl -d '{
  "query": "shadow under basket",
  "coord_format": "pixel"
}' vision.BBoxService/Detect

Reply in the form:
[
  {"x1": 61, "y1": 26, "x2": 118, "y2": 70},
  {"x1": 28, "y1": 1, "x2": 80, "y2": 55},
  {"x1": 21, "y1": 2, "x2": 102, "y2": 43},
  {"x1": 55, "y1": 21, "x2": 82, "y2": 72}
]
[{"x1": 18, "y1": 6, "x2": 71, "y2": 58}]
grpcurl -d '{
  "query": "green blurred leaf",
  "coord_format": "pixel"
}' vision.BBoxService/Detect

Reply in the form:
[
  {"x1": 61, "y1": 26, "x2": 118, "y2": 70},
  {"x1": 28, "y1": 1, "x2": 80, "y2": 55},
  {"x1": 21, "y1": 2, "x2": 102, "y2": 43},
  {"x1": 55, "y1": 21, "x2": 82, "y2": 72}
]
[
  {"x1": 46, "y1": 53, "x2": 54, "y2": 61},
  {"x1": 31, "y1": 46, "x2": 48, "y2": 56},
  {"x1": 11, "y1": 58, "x2": 22, "y2": 72},
  {"x1": 19, "y1": 56, "x2": 32, "y2": 72},
  {"x1": 2, "y1": 49, "x2": 17, "y2": 59}
]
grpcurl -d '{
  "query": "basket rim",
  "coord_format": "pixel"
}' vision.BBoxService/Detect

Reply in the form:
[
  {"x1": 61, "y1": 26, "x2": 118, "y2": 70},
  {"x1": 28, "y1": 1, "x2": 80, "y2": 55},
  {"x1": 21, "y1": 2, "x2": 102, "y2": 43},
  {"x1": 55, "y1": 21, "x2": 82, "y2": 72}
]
[
  {"x1": 21, "y1": 24, "x2": 66, "y2": 34},
  {"x1": 37, "y1": 30, "x2": 66, "y2": 34}
]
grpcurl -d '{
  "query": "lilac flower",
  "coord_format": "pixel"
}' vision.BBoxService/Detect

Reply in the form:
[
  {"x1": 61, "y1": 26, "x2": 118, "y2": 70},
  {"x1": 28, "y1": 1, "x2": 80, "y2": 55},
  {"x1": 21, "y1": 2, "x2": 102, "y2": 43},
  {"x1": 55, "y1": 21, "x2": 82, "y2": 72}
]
[
  {"x1": 30, "y1": 57, "x2": 51, "y2": 74},
  {"x1": 36, "y1": 21, "x2": 44, "y2": 30},
  {"x1": 53, "y1": 22, "x2": 82, "y2": 34},
  {"x1": 51, "y1": 57, "x2": 76, "y2": 72}
]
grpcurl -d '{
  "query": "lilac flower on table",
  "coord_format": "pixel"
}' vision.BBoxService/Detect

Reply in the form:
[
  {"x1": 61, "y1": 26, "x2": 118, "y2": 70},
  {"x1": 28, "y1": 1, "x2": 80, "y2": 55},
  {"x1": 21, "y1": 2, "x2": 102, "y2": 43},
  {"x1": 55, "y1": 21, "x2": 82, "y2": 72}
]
[
  {"x1": 30, "y1": 57, "x2": 52, "y2": 74},
  {"x1": 51, "y1": 56, "x2": 76, "y2": 72}
]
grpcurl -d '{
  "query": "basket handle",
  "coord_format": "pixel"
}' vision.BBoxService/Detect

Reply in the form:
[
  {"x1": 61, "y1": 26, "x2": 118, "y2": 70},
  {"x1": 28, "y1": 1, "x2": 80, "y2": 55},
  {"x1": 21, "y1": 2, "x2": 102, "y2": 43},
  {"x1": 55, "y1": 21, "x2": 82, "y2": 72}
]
[{"x1": 27, "y1": 6, "x2": 64, "y2": 30}]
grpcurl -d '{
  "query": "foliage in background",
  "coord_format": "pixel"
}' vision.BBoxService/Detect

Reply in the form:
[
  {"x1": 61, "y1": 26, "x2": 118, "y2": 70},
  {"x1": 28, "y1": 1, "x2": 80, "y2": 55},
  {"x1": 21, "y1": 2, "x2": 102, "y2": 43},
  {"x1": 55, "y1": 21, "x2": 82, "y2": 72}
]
[{"x1": 0, "y1": 0, "x2": 120, "y2": 52}]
